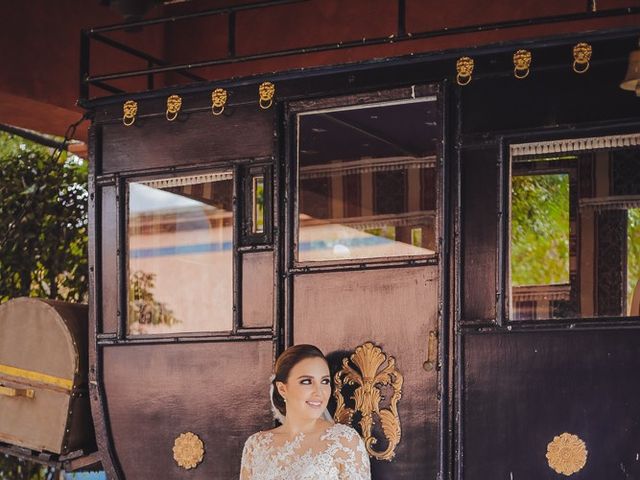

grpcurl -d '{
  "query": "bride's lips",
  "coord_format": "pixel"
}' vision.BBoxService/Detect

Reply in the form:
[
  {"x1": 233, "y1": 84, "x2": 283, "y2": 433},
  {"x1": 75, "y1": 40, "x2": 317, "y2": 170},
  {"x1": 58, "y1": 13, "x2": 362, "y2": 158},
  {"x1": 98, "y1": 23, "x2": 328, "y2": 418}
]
[{"x1": 306, "y1": 400, "x2": 323, "y2": 408}]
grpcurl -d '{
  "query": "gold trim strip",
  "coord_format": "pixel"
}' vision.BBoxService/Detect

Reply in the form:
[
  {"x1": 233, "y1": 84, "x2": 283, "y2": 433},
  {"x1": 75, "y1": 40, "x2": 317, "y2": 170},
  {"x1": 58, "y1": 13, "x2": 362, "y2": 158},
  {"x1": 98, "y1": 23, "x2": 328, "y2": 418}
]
[{"x1": 0, "y1": 364, "x2": 73, "y2": 391}]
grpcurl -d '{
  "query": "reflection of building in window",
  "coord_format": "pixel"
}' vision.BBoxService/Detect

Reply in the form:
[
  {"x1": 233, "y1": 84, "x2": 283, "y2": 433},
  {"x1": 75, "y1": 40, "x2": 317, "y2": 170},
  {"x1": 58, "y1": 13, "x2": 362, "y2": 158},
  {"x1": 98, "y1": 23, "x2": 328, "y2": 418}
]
[
  {"x1": 297, "y1": 98, "x2": 440, "y2": 262},
  {"x1": 127, "y1": 174, "x2": 234, "y2": 335}
]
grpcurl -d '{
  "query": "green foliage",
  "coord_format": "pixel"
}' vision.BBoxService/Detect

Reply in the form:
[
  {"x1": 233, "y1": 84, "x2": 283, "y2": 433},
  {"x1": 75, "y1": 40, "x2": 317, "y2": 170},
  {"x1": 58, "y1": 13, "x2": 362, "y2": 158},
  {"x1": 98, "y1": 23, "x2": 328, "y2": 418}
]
[
  {"x1": 0, "y1": 132, "x2": 88, "y2": 303},
  {"x1": 628, "y1": 208, "x2": 640, "y2": 309},
  {"x1": 511, "y1": 173, "x2": 570, "y2": 286},
  {"x1": 0, "y1": 457, "x2": 59, "y2": 479},
  {"x1": 128, "y1": 271, "x2": 180, "y2": 329},
  {"x1": 0, "y1": 131, "x2": 88, "y2": 478}
]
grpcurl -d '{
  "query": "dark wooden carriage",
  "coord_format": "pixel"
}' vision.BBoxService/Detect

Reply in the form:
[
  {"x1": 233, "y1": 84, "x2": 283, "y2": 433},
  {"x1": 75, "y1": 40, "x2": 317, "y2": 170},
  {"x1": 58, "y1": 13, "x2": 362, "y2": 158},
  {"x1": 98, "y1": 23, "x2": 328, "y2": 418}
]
[{"x1": 3, "y1": 2, "x2": 640, "y2": 479}]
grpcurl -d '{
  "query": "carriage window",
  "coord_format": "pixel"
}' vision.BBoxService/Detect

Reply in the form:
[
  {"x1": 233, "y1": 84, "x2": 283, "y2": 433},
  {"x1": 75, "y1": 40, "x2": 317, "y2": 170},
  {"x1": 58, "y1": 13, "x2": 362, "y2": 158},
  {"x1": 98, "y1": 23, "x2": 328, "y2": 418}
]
[
  {"x1": 127, "y1": 172, "x2": 233, "y2": 334},
  {"x1": 509, "y1": 138, "x2": 640, "y2": 320},
  {"x1": 296, "y1": 97, "x2": 439, "y2": 262}
]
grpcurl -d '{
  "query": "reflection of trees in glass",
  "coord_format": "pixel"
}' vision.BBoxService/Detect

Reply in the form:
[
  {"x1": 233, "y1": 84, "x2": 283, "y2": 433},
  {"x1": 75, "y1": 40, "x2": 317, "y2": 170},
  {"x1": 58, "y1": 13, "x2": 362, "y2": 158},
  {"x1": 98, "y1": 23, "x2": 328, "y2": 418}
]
[
  {"x1": 511, "y1": 174, "x2": 569, "y2": 286},
  {"x1": 628, "y1": 209, "x2": 640, "y2": 308},
  {"x1": 128, "y1": 271, "x2": 180, "y2": 327},
  {"x1": 365, "y1": 226, "x2": 396, "y2": 241},
  {"x1": 254, "y1": 176, "x2": 265, "y2": 233}
]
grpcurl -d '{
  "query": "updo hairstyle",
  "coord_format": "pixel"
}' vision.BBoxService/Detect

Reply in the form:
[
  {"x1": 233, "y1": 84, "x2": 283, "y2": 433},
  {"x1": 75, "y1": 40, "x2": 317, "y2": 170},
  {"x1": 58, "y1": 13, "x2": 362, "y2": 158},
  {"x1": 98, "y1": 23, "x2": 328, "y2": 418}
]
[{"x1": 271, "y1": 344, "x2": 328, "y2": 417}]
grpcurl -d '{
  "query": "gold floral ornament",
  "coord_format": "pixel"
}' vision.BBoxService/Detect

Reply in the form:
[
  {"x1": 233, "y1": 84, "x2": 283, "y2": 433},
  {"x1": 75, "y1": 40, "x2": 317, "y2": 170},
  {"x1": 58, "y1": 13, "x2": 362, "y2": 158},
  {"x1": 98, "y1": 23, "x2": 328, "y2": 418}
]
[
  {"x1": 546, "y1": 432, "x2": 588, "y2": 476},
  {"x1": 513, "y1": 49, "x2": 532, "y2": 79},
  {"x1": 122, "y1": 100, "x2": 138, "y2": 127},
  {"x1": 456, "y1": 57, "x2": 474, "y2": 86},
  {"x1": 258, "y1": 81, "x2": 275, "y2": 110},
  {"x1": 172, "y1": 432, "x2": 205, "y2": 470},
  {"x1": 211, "y1": 88, "x2": 228, "y2": 116},
  {"x1": 334, "y1": 342, "x2": 403, "y2": 461},
  {"x1": 166, "y1": 94, "x2": 182, "y2": 122},
  {"x1": 573, "y1": 43, "x2": 592, "y2": 74}
]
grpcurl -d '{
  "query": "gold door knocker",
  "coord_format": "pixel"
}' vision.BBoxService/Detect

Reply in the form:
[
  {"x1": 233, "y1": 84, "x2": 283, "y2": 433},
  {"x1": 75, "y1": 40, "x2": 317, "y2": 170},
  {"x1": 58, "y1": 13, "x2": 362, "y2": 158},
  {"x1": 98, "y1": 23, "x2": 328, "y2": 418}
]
[
  {"x1": 211, "y1": 88, "x2": 227, "y2": 116},
  {"x1": 258, "y1": 81, "x2": 275, "y2": 109},
  {"x1": 166, "y1": 94, "x2": 182, "y2": 121},
  {"x1": 333, "y1": 342, "x2": 403, "y2": 461},
  {"x1": 122, "y1": 100, "x2": 138, "y2": 127},
  {"x1": 456, "y1": 57, "x2": 474, "y2": 86},
  {"x1": 513, "y1": 49, "x2": 532, "y2": 79},
  {"x1": 572, "y1": 43, "x2": 592, "y2": 74},
  {"x1": 546, "y1": 433, "x2": 588, "y2": 476}
]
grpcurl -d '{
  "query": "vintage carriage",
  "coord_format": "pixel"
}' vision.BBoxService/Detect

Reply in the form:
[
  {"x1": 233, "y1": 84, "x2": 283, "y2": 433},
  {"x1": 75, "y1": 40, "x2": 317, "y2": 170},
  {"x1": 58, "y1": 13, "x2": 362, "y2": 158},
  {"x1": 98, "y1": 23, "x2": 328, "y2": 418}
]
[{"x1": 2, "y1": 1, "x2": 640, "y2": 478}]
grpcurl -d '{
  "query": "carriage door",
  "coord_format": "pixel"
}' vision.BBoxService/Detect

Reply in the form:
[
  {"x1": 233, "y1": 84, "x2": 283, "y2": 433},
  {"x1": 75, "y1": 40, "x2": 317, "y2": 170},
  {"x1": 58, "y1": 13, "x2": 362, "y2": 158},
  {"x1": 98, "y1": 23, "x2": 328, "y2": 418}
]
[{"x1": 286, "y1": 85, "x2": 445, "y2": 479}]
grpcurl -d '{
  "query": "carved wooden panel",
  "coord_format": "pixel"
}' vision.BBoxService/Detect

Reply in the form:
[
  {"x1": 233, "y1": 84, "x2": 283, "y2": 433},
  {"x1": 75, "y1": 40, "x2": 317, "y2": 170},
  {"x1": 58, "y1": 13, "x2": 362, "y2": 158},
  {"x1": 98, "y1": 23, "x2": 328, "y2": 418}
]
[{"x1": 293, "y1": 266, "x2": 439, "y2": 479}]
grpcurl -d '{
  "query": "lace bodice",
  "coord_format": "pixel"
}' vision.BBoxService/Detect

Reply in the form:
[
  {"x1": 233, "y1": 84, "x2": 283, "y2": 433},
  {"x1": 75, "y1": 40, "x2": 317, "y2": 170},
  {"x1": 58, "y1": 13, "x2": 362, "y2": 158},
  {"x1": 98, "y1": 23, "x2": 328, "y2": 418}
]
[{"x1": 240, "y1": 423, "x2": 371, "y2": 480}]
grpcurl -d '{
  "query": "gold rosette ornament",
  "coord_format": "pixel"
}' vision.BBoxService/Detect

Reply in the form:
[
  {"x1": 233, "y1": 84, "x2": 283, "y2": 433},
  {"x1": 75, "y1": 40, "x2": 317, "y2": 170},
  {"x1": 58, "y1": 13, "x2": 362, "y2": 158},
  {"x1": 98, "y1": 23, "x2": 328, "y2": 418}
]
[
  {"x1": 513, "y1": 49, "x2": 532, "y2": 79},
  {"x1": 456, "y1": 57, "x2": 474, "y2": 86},
  {"x1": 258, "y1": 81, "x2": 275, "y2": 109},
  {"x1": 546, "y1": 432, "x2": 588, "y2": 476},
  {"x1": 573, "y1": 42, "x2": 592, "y2": 74},
  {"x1": 173, "y1": 432, "x2": 205, "y2": 470}
]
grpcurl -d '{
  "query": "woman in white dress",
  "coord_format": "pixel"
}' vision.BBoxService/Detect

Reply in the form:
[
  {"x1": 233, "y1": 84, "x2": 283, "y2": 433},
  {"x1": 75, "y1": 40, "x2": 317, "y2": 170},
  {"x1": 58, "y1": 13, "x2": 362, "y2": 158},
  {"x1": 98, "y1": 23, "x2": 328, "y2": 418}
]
[{"x1": 240, "y1": 344, "x2": 371, "y2": 479}]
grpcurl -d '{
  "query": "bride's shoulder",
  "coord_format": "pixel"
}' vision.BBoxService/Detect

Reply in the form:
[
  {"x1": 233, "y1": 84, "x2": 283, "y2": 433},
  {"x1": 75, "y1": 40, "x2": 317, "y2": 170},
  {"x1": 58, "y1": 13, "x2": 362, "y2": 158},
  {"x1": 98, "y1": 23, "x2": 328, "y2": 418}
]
[
  {"x1": 243, "y1": 429, "x2": 274, "y2": 448},
  {"x1": 324, "y1": 422, "x2": 362, "y2": 442}
]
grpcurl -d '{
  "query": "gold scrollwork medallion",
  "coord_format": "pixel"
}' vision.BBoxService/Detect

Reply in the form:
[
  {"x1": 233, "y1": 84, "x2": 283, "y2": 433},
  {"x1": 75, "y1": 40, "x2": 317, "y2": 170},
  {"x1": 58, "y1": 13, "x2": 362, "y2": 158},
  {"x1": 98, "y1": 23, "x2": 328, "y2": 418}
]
[
  {"x1": 546, "y1": 432, "x2": 588, "y2": 476},
  {"x1": 513, "y1": 49, "x2": 532, "y2": 80},
  {"x1": 333, "y1": 342, "x2": 403, "y2": 461},
  {"x1": 573, "y1": 43, "x2": 592, "y2": 74},
  {"x1": 122, "y1": 100, "x2": 138, "y2": 127},
  {"x1": 173, "y1": 432, "x2": 204, "y2": 470},
  {"x1": 211, "y1": 88, "x2": 228, "y2": 116},
  {"x1": 166, "y1": 94, "x2": 182, "y2": 122},
  {"x1": 258, "y1": 81, "x2": 275, "y2": 110},
  {"x1": 456, "y1": 57, "x2": 474, "y2": 86}
]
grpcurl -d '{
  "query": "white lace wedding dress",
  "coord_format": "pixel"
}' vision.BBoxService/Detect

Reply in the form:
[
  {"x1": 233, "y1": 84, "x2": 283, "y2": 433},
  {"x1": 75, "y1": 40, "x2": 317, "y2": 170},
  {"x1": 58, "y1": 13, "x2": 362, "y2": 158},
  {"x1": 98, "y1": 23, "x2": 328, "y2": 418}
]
[{"x1": 240, "y1": 423, "x2": 371, "y2": 479}]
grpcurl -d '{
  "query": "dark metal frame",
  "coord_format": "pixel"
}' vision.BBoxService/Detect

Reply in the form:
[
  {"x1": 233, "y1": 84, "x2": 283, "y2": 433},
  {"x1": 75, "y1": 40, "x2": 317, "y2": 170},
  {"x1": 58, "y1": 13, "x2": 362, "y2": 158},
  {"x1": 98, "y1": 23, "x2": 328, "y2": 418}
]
[{"x1": 79, "y1": 0, "x2": 640, "y2": 103}]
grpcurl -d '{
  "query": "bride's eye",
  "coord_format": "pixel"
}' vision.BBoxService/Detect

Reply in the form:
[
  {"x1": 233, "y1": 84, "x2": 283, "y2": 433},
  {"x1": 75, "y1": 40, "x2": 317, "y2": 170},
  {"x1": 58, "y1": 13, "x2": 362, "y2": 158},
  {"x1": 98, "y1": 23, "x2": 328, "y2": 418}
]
[
  {"x1": 321, "y1": 379, "x2": 330, "y2": 385},
  {"x1": 300, "y1": 378, "x2": 311, "y2": 385}
]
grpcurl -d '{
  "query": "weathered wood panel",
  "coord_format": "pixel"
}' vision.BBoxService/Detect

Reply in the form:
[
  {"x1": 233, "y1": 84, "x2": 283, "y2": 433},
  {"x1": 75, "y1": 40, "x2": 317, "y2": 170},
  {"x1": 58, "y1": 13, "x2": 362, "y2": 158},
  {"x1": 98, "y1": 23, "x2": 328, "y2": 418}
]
[
  {"x1": 463, "y1": 330, "x2": 640, "y2": 479},
  {"x1": 101, "y1": 106, "x2": 274, "y2": 174},
  {"x1": 100, "y1": 186, "x2": 118, "y2": 334},
  {"x1": 461, "y1": 147, "x2": 498, "y2": 323},
  {"x1": 241, "y1": 251, "x2": 274, "y2": 329},
  {"x1": 103, "y1": 341, "x2": 273, "y2": 479},
  {"x1": 293, "y1": 266, "x2": 440, "y2": 479}
]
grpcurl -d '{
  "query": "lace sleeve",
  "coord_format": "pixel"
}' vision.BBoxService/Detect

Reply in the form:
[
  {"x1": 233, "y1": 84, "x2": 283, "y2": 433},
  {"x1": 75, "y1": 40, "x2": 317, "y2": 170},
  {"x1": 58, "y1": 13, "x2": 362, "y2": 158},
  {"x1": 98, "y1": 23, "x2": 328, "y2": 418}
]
[
  {"x1": 239, "y1": 434, "x2": 257, "y2": 480},
  {"x1": 333, "y1": 425, "x2": 371, "y2": 480}
]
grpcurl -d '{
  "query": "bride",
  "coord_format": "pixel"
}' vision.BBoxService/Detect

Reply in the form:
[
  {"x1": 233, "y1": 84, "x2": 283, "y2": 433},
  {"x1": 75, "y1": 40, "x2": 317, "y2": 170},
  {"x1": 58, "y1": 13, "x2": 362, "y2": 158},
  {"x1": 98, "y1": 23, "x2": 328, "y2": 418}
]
[{"x1": 240, "y1": 344, "x2": 371, "y2": 479}]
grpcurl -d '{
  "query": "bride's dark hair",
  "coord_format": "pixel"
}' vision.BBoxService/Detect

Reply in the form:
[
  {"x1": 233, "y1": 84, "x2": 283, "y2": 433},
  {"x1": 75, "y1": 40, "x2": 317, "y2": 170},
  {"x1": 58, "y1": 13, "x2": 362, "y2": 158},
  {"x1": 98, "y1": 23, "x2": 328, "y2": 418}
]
[{"x1": 272, "y1": 344, "x2": 328, "y2": 417}]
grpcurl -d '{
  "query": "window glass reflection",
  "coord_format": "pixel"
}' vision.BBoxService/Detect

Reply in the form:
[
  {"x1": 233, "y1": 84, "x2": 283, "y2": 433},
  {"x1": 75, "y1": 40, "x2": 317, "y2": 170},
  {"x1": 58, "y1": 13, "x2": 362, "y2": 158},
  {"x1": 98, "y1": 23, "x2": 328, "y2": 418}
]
[
  {"x1": 297, "y1": 98, "x2": 439, "y2": 262},
  {"x1": 510, "y1": 142, "x2": 640, "y2": 320},
  {"x1": 127, "y1": 172, "x2": 233, "y2": 334}
]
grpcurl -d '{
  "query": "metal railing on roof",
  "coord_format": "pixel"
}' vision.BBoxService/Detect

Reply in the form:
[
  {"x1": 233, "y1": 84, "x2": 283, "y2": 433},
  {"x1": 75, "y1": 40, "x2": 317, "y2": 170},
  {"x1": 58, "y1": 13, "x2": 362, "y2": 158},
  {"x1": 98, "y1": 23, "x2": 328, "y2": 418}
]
[{"x1": 79, "y1": 0, "x2": 640, "y2": 103}]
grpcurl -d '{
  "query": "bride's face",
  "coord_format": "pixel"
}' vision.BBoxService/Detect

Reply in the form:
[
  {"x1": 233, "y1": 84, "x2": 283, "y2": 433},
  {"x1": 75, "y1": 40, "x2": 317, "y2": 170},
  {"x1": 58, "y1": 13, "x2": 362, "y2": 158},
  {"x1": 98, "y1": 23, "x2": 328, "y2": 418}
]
[{"x1": 278, "y1": 357, "x2": 331, "y2": 422}]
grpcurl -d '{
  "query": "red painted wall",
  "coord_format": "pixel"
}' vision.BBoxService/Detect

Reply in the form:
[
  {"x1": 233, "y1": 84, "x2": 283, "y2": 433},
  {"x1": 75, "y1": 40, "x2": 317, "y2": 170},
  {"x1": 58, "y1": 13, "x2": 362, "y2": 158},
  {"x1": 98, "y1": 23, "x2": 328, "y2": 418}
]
[{"x1": 1, "y1": 0, "x2": 639, "y2": 143}]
